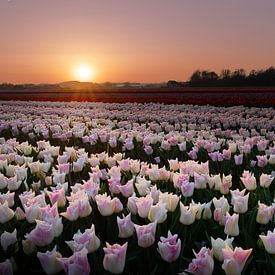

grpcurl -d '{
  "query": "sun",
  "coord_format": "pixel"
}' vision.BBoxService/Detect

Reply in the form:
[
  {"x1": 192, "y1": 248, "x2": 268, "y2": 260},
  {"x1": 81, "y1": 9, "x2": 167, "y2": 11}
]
[{"x1": 74, "y1": 65, "x2": 95, "y2": 82}]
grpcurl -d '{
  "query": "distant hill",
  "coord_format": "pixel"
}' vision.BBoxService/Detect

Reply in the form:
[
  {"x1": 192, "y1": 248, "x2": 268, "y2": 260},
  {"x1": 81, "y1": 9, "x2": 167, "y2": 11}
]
[{"x1": 59, "y1": 81, "x2": 98, "y2": 89}]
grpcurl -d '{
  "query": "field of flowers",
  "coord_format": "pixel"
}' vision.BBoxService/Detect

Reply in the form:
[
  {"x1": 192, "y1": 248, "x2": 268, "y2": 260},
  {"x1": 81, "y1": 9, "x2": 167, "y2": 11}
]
[{"x1": 0, "y1": 100, "x2": 274, "y2": 275}]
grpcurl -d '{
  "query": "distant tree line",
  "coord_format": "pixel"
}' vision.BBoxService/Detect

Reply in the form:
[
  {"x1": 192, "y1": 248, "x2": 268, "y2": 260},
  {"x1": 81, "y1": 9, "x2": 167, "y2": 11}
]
[
  {"x1": 167, "y1": 67, "x2": 275, "y2": 87},
  {"x1": 0, "y1": 83, "x2": 61, "y2": 90}
]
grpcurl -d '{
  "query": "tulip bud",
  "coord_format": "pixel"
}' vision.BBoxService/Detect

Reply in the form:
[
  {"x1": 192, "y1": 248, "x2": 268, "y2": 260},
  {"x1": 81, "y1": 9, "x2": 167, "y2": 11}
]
[
  {"x1": 117, "y1": 214, "x2": 135, "y2": 238},
  {"x1": 157, "y1": 231, "x2": 181, "y2": 263},
  {"x1": 127, "y1": 194, "x2": 138, "y2": 215},
  {"x1": 222, "y1": 246, "x2": 252, "y2": 275},
  {"x1": 0, "y1": 201, "x2": 14, "y2": 223},
  {"x1": 0, "y1": 229, "x2": 17, "y2": 252},
  {"x1": 259, "y1": 228, "x2": 275, "y2": 254},
  {"x1": 103, "y1": 242, "x2": 128, "y2": 274},
  {"x1": 37, "y1": 246, "x2": 63, "y2": 275},
  {"x1": 66, "y1": 224, "x2": 100, "y2": 253},
  {"x1": 0, "y1": 259, "x2": 13, "y2": 275},
  {"x1": 25, "y1": 220, "x2": 55, "y2": 247},
  {"x1": 179, "y1": 202, "x2": 198, "y2": 225},
  {"x1": 148, "y1": 202, "x2": 168, "y2": 223},
  {"x1": 95, "y1": 193, "x2": 116, "y2": 216},
  {"x1": 14, "y1": 207, "x2": 25, "y2": 220},
  {"x1": 224, "y1": 213, "x2": 239, "y2": 236},
  {"x1": 134, "y1": 222, "x2": 157, "y2": 248},
  {"x1": 22, "y1": 239, "x2": 37, "y2": 255},
  {"x1": 260, "y1": 174, "x2": 274, "y2": 188},
  {"x1": 240, "y1": 171, "x2": 257, "y2": 191},
  {"x1": 185, "y1": 247, "x2": 214, "y2": 275},
  {"x1": 136, "y1": 195, "x2": 153, "y2": 218},
  {"x1": 211, "y1": 236, "x2": 234, "y2": 261},
  {"x1": 256, "y1": 201, "x2": 273, "y2": 225},
  {"x1": 58, "y1": 248, "x2": 90, "y2": 275},
  {"x1": 159, "y1": 192, "x2": 179, "y2": 212}
]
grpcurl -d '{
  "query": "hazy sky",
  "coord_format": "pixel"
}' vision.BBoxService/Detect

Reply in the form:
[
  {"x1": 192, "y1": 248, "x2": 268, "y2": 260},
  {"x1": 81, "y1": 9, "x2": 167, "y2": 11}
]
[{"x1": 0, "y1": 0, "x2": 275, "y2": 83}]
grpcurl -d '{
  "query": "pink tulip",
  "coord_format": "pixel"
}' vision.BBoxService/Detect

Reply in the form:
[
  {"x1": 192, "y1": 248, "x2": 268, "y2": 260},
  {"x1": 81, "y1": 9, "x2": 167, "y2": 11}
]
[
  {"x1": 108, "y1": 178, "x2": 121, "y2": 194},
  {"x1": 234, "y1": 154, "x2": 243, "y2": 165},
  {"x1": 25, "y1": 220, "x2": 54, "y2": 247},
  {"x1": 117, "y1": 159, "x2": 131, "y2": 171},
  {"x1": 37, "y1": 246, "x2": 63, "y2": 275},
  {"x1": 222, "y1": 149, "x2": 231, "y2": 160},
  {"x1": 47, "y1": 188, "x2": 66, "y2": 207},
  {"x1": 118, "y1": 179, "x2": 134, "y2": 198},
  {"x1": 82, "y1": 179, "x2": 99, "y2": 199},
  {"x1": 0, "y1": 259, "x2": 13, "y2": 275},
  {"x1": 0, "y1": 191, "x2": 15, "y2": 207},
  {"x1": 77, "y1": 197, "x2": 92, "y2": 218},
  {"x1": 148, "y1": 202, "x2": 168, "y2": 223},
  {"x1": 240, "y1": 171, "x2": 257, "y2": 191},
  {"x1": 0, "y1": 201, "x2": 14, "y2": 223},
  {"x1": 117, "y1": 213, "x2": 135, "y2": 238},
  {"x1": 222, "y1": 246, "x2": 252, "y2": 275},
  {"x1": 14, "y1": 207, "x2": 25, "y2": 220},
  {"x1": 259, "y1": 229, "x2": 275, "y2": 254},
  {"x1": 220, "y1": 175, "x2": 232, "y2": 194},
  {"x1": 58, "y1": 248, "x2": 90, "y2": 275},
  {"x1": 259, "y1": 174, "x2": 274, "y2": 188},
  {"x1": 157, "y1": 231, "x2": 181, "y2": 263},
  {"x1": 181, "y1": 180, "x2": 195, "y2": 197},
  {"x1": 95, "y1": 193, "x2": 116, "y2": 216},
  {"x1": 58, "y1": 163, "x2": 71, "y2": 174},
  {"x1": 0, "y1": 229, "x2": 17, "y2": 252},
  {"x1": 103, "y1": 242, "x2": 128, "y2": 274},
  {"x1": 60, "y1": 201, "x2": 79, "y2": 221},
  {"x1": 134, "y1": 222, "x2": 157, "y2": 248},
  {"x1": 185, "y1": 247, "x2": 214, "y2": 275},
  {"x1": 256, "y1": 202, "x2": 273, "y2": 225},
  {"x1": 144, "y1": 145, "x2": 153, "y2": 155},
  {"x1": 224, "y1": 213, "x2": 239, "y2": 236},
  {"x1": 257, "y1": 155, "x2": 268, "y2": 167},
  {"x1": 136, "y1": 195, "x2": 153, "y2": 218},
  {"x1": 66, "y1": 224, "x2": 100, "y2": 253},
  {"x1": 127, "y1": 193, "x2": 138, "y2": 215}
]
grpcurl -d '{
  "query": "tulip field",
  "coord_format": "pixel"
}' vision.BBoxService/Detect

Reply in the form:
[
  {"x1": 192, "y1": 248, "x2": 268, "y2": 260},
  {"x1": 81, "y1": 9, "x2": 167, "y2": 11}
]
[{"x1": 0, "y1": 100, "x2": 274, "y2": 275}]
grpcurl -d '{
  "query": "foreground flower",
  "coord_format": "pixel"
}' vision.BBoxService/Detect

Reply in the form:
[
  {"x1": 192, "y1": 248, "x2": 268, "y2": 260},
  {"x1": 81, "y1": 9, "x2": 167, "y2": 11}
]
[
  {"x1": 222, "y1": 246, "x2": 252, "y2": 275},
  {"x1": 157, "y1": 231, "x2": 181, "y2": 263},
  {"x1": 159, "y1": 192, "x2": 179, "y2": 212},
  {"x1": 117, "y1": 213, "x2": 135, "y2": 238},
  {"x1": 0, "y1": 259, "x2": 13, "y2": 275},
  {"x1": 224, "y1": 213, "x2": 239, "y2": 236},
  {"x1": 211, "y1": 236, "x2": 234, "y2": 261},
  {"x1": 58, "y1": 248, "x2": 90, "y2": 275},
  {"x1": 179, "y1": 202, "x2": 198, "y2": 225},
  {"x1": 240, "y1": 171, "x2": 257, "y2": 191},
  {"x1": 259, "y1": 173, "x2": 274, "y2": 188},
  {"x1": 25, "y1": 220, "x2": 54, "y2": 247},
  {"x1": 230, "y1": 189, "x2": 249, "y2": 214},
  {"x1": 259, "y1": 229, "x2": 275, "y2": 254},
  {"x1": 46, "y1": 188, "x2": 66, "y2": 207},
  {"x1": 134, "y1": 222, "x2": 157, "y2": 248},
  {"x1": 148, "y1": 202, "x2": 168, "y2": 223},
  {"x1": 185, "y1": 247, "x2": 214, "y2": 275},
  {"x1": 0, "y1": 229, "x2": 17, "y2": 252},
  {"x1": 136, "y1": 195, "x2": 153, "y2": 218},
  {"x1": 256, "y1": 201, "x2": 273, "y2": 224},
  {"x1": 66, "y1": 224, "x2": 100, "y2": 253},
  {"x1": 0, "y1": 201, "x2": 14, "y2": 223},
  {"x1": 95, "y1": 193, "x2": 117, "y2": 216},
  {"x1": 37, "y1": 246, "x2": 63, "y2": 275},
  {"x1": 103, "y1": 242, "x2": 128, "y2": 274}
]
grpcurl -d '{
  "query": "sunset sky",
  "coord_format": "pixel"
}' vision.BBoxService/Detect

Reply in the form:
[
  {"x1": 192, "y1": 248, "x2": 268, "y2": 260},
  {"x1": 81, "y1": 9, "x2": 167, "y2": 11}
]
[{"x1": 1, "y1": 0, "x2": 275, "y2": 84}]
